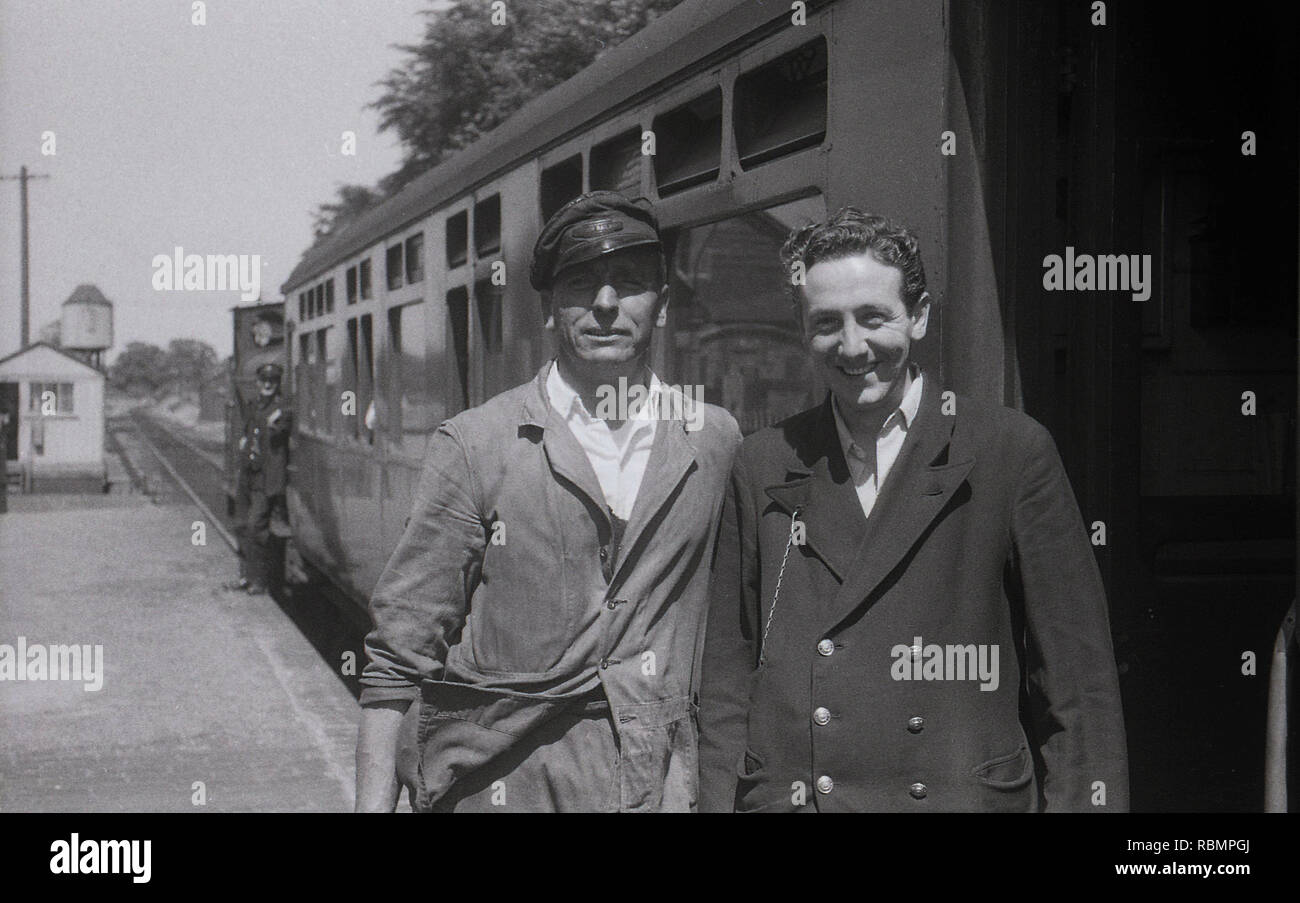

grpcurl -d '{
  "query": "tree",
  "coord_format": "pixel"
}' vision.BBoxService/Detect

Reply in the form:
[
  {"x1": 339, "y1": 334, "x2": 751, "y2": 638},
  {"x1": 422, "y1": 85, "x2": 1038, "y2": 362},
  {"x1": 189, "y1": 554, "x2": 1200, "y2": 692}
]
[
  {"x1": 109, "y1": 342, "x2": 168, "y2": 395},
  {"x1": 311, "y1": 183, "x2": 386, "y2": 241},
  {"x1": 372, "y1": 0, "x2": 683, "y2": 192},
  {"x1": 305, "y1": 0, "x2": 683, "y2": 245},
  {"x1": 163, "y1": 338, "x2": 219, "y2": 400}
]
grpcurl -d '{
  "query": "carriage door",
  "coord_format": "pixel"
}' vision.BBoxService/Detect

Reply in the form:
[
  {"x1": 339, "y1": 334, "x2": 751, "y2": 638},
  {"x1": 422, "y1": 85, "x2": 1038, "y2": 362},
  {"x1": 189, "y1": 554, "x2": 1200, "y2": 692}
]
[{"x1": 1007, "y1": 0, "x2": 1297, "y2": 811}]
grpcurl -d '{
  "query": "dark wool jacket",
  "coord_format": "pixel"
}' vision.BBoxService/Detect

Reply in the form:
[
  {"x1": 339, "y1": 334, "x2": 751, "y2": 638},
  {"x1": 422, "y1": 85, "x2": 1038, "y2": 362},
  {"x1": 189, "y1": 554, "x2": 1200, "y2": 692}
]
[
  {"x1": 240, "y1": 392, "x2": 292, "y2": 495},
  {"x1": 697, "y1": 375, "x2": 1129, "y2": 812}
]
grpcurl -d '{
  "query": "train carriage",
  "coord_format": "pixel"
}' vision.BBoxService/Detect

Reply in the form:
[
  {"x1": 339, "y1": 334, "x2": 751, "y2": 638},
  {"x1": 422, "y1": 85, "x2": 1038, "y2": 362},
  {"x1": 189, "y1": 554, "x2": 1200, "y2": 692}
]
[{"x1": 277, "y1": 0, "x2": 1297, "y2": 812}]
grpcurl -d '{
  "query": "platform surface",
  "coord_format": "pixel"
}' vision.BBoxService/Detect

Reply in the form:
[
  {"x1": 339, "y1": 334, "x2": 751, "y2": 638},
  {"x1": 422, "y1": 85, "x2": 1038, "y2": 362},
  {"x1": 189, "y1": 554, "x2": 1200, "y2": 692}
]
[{"x1": 0, "y1": 501, "x2": 359, "y2": 812}]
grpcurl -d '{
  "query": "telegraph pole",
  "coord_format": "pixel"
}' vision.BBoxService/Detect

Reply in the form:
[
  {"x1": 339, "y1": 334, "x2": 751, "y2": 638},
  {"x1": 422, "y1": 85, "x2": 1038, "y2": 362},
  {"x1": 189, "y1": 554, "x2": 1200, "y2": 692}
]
[{"x1": 1, "y1": 166, "x2": 51, "y2": 348}]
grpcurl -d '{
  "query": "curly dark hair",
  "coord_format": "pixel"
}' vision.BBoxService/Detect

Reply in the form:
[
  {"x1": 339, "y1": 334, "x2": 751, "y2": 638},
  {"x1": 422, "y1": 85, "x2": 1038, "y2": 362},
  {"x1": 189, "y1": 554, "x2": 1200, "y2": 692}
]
[{"x1": 779, "y1": 207, "x2": 929, "y2": 310}]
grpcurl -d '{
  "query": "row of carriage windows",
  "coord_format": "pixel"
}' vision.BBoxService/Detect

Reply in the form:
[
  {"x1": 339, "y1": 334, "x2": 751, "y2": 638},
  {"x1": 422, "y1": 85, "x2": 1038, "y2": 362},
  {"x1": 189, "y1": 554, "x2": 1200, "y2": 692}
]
[
  {"x1": 295, "y1": 192, "x2": 826, "y2": 446},
  {"x1": 291, "y1": 37, "x2": 830, "y2": 444},
  {"x1": 296, "y1": 282, "x2": 503, "y2": 451},
  {"x1": 297, "y1": 278, "x2": 334, "y2": 322},
  {"x1": 298, "y1": 231, "x2": 430, "y2": 323},
  {"x1": 542, "y1": 35, "x2": 828, "y2": 217}
]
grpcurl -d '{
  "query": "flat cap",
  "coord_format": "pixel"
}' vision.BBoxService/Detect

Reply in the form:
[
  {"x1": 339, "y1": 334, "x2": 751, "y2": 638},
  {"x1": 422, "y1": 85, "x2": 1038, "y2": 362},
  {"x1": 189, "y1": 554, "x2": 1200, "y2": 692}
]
[
  {"x1": 530, "y1": 191, "x2": 661, "y2": 291},
  {"x1": 256, "y1": 363, "x2": 283, "y2": 381}
]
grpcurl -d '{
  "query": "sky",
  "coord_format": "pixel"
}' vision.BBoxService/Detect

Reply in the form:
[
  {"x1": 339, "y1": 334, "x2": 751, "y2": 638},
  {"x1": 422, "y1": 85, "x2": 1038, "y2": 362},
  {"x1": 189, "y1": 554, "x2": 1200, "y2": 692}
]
[{"x1": 0, "y1": 0, "x2": 443, "y2": 361}]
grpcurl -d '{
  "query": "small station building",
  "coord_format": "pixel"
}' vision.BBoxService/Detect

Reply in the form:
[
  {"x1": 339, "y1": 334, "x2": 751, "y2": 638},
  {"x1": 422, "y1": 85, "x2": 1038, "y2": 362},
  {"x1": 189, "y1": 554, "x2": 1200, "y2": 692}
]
[{"x1": 0, "y1": 285, "x2": 113, "y2": 492}]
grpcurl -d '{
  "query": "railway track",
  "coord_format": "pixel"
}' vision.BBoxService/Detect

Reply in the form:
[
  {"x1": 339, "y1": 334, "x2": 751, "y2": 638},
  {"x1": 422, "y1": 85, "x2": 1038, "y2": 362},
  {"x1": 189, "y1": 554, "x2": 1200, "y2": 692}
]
[{"x1": 120, "y1": 408, "x2": 369, "y2": 699}]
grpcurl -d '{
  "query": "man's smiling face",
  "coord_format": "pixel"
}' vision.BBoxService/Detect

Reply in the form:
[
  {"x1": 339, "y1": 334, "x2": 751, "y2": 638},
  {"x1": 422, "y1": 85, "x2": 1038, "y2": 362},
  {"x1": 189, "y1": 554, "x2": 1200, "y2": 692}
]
[{"x1": 799, "y1": 252, "x2": 929, "y2": 418}]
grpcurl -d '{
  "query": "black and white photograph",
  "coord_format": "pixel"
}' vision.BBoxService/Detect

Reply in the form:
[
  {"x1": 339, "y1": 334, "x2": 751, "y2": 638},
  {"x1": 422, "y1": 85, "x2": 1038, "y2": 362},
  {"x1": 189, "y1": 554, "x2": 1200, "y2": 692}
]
[{"x1": 0, "y1": 0, "x2": 1295, "y2": 882}]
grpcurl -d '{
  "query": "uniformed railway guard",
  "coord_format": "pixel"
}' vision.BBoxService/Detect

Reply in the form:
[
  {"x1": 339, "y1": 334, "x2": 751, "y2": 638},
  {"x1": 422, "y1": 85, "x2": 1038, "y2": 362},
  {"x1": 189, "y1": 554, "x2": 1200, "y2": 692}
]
[
  {"x1": 355, "y1": 192, "x2": 741, "y2": 812},
  {"x1": 697, "y1": 209, "x2": 1129, "y2": 812},
  {"x1": 225, "y1": 362, "x2": 292, "y2": 596}
]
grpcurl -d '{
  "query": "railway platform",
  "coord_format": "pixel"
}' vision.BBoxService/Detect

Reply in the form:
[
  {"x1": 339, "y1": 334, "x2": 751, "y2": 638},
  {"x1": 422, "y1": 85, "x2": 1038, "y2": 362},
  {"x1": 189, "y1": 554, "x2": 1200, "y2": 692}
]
[{"x1": 0, "y1": 496, "x2": 360, "y2": 812}]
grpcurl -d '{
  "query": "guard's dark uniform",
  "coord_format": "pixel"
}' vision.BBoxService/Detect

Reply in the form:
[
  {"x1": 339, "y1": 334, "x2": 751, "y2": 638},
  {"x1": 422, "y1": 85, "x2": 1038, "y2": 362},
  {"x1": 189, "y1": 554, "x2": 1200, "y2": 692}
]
[{"x1": 234, "y1": 364, "x2": 292, "y2": 592}]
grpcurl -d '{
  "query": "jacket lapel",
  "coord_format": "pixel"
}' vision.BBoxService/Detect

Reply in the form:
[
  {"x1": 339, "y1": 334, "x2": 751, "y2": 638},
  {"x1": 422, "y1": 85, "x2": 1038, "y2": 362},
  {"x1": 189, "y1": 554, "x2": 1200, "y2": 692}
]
[
  {"x1": 825, "y1": 377, "x2": 974, "y2": 631},
  {"x1": 613, "y1": 415, "x2": 697, "y2": 583},
  {"x1": 763, "y1": 398, "x2": 867, "y2": 583},
  {"x1": 521, "y1": 363, "x2": 611, "y2": 527}
]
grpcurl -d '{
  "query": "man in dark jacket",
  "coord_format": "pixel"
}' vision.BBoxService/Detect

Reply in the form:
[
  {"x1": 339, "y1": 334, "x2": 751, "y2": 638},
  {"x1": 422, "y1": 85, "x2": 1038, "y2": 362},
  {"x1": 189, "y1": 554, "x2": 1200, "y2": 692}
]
[
  {"x1": 697, "y1": 208, "x2": 1128, "y2": 812},
  {"x1": 226, "y1": 362, "x2": 292, "y2": 596}
]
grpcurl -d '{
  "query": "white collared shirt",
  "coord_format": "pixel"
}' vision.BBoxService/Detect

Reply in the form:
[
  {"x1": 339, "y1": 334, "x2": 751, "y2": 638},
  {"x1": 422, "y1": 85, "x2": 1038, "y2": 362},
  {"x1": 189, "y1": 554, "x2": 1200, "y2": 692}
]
[
  {"x1": 546, "y1": 361, "x2": 660, "y2": 521},
  {"x1": 832, "y1": 371, "x2": 925, "y2": 520}
]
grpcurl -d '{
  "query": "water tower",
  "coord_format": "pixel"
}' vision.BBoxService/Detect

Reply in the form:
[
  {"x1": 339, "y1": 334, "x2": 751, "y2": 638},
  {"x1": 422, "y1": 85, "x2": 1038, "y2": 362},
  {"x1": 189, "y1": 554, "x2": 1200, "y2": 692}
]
[{"x1": 60, "y1": 284, "x2": 114, "y2": 369}]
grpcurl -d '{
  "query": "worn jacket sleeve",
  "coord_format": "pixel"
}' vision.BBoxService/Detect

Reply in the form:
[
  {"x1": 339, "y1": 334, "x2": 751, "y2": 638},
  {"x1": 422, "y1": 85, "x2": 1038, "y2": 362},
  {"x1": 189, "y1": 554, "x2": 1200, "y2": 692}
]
[
  {"x1": 1011, "y1": 423, "x2": 1130, "y2": 811},
  {"x1": 697, "y1": 452, "x2": 762, "y2": 813},
  {"x1": 359, "y1": 420, "x2": 486, "y2": 706}
]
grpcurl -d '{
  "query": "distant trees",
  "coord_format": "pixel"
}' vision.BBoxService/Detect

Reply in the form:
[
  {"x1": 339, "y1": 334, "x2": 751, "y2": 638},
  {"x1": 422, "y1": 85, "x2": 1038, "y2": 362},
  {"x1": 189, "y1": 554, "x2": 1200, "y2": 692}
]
[
  {"x1": 110, "y1": 339, "x2": 222, "y2": 399},
  {"x1": 308, "y1": 0, "x2": 684, "y2": 239},
  {"x1": 310, "y1": 184, "x2": 385, "y2": 242}
]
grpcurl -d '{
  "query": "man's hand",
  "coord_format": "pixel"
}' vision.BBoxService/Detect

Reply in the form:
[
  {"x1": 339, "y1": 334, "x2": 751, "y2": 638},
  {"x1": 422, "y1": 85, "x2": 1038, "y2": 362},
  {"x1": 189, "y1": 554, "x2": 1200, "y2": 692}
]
[{"x1": 355, "y1": 700, "x2": 412, "y2": 812}]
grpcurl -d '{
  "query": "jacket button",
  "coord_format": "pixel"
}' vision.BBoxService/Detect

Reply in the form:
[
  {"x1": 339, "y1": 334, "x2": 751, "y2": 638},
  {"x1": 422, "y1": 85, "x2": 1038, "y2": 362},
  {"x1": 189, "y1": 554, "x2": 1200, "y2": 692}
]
[
  {"x1": 817, "y1": 639, "x2": 834, "y2": 656},
  {"x1": 816, "y1": 775, "x2": 834, "y2": 794},
  {"x1": 606, "y1": 599, "x2": 617, "y2": 610},
  {"x1": 812, "y1": 707, "x2": 831, "y2": 726},
  {"x1": 909, "y1": 782, "x2": 928, "y2": 800},
  {"x1": 599, "y1": 547, "x2": 608, "y2": 560},
  {"x1": 907, "y1": 716, "x2": 924, "y2": 733}
]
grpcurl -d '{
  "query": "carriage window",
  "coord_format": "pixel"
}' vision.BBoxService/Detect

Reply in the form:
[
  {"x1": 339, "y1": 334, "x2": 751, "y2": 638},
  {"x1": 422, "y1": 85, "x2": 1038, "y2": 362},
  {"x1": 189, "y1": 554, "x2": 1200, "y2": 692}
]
[
  {"x1": 446, "y1": 210, "x2": 469, "y2": 269},
  {"x1": 358, "y1": 316, "x2": 374, "y2": 443},
  {"x1": 346, "y1": 266, "x2": 358, "y2": 305},
  {"x1": 474, "y1": 195, "x2": 501, "y2": 257},
  {"x1": 540, "y1": 154, "x2": 583, "y2": 222},
  {"x1": 474, "y1": 278, "x2": 505, "y2": 402},
  {"x1": 591, "y1": 128, "x2": 643, "y2": 194},
  {"x1": 664, "y1": 195, "x2": 826, "y2": 434},
  {"x1": 386, "y1": 243, "x2": 404, "y2": 291},
  {"x1": 405, "y1": 234, "x2": 424, "y2": 283},
  {"x1": 345, "y1": 318, "x2": 359, "y2": 439},
  {"x1": 734, "y1": 37, "x2": 828, "y2": 169},
  {"x1": 474, "y1": 280, "x2": 504, "y2": 355},
  {"x1": 300, "y1": 327, "x2": 331, "y2": 432},
  {"x1": 325, "y1": 278, "x2": 335, "y2": 313},
  {"x1": 345, "y1": 315, "x2": 375, "y2": 441},
  {"x1": 359, "y1": 259, "x2": 373, "y2": 299},
  {"x1": 320, "y1": 326, "x2": 340, "y2": 435},
  {"x1": 387, "y1": 300, "x2": 441, "y2": 454},
  {"x1": 446, "y1": 286, "x2": 471, "y2": 413},
  {"x1": 298, "y1": 332, "x2": 315, "y2": 429},
  {"x1": 652, "y1": 89, "x2": 722, "y2": 196}
]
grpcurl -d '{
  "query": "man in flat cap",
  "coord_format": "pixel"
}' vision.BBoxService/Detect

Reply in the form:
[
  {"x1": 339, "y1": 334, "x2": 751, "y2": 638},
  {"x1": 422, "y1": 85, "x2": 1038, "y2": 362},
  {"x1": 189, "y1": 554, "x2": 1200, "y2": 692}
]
[
  {"x1": 356, "y1": 191, "x2": 741, "y2": 812},
  {"x1": 225, "y1": 362, "x2": 292, "y2": 596}
]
